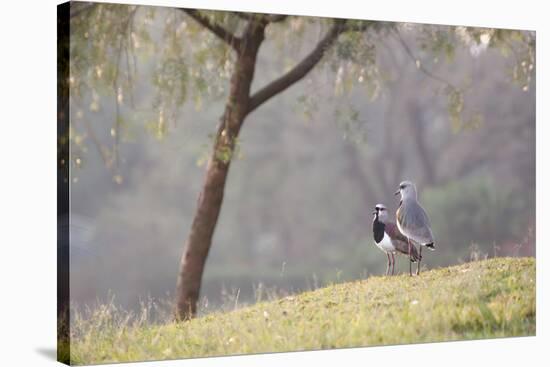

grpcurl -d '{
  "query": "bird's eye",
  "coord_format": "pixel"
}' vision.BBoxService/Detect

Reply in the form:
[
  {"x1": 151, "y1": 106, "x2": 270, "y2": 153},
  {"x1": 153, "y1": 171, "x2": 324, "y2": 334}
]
[{"x1": 400, "y1": 185, "x2": 405, "y2": 189}]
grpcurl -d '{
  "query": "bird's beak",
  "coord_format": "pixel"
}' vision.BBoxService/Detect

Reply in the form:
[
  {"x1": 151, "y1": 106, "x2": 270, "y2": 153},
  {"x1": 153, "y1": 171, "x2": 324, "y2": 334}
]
[{"x1": 394, "y1": 189, "x2": 400, "y2": 196}]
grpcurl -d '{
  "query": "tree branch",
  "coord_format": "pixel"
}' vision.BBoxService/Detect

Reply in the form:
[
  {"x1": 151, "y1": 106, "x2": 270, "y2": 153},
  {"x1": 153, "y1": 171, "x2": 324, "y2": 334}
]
[
  {"x1": 179, "y1": 8, "x2": 241, "y2": 50},
  {"x1": 393, "y1": 28, "x2": 459, "y2": 91},
  {"x1": 248, "y1": 20, "x2": 346, "y2": 114}
]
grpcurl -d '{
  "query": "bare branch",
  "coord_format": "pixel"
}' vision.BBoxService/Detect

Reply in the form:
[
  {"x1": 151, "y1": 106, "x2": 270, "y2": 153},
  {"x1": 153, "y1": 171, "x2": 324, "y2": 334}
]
[
  {"x1": 247, "y1": 19, "x2": 377, "y2": 114},
  {"x1": 179, "y1": 8, "x2": 241, "y2": 50},
  {"x1": 248, "y1": 20, "x2": 346, "y2": 114},
  {"x1": 393, "y1": 28, "x2": 459, "y2": 91}
]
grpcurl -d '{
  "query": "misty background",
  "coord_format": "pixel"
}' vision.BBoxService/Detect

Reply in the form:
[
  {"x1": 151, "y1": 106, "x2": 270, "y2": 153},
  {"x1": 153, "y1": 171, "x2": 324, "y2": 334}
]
[{"x1": 67, "y1": 6, "x2": 535, "y2": 313}]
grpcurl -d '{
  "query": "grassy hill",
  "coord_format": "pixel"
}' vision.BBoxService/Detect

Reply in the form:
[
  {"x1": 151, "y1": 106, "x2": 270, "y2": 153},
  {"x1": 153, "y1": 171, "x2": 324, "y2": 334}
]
[{"x1": 67, "y1": 257, "x2": 535, "y2": 365}]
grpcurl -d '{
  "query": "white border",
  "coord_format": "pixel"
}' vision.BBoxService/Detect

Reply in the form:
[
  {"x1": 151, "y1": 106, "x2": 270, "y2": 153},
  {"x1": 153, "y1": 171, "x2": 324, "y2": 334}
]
[{"x1": 0, "y1": 0, "x2": 546, "y2": 366}]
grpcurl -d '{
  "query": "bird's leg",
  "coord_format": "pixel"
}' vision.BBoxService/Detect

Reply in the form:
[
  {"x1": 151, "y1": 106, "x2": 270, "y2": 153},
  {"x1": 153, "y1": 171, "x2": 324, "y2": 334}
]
[
  {"x1": 391, "y1": 253, "x2": 396, "y2": 275},
  {"x1": 408, "y1": 238, "x2": 412, "y2": 276},
  {"x1": 386, "y1": 253, "x2": 391, "y2": 275},
  {"x1": 416, "y1": 246, "x2": 423, "y2": 275}
]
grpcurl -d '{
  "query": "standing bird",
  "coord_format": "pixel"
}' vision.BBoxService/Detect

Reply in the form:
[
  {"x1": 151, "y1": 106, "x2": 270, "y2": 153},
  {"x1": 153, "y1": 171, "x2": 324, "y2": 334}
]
[
  {"x1": 372, "y1": 204, "x2": 421, "y2": 275},
  {"x1": 395, "y1": 180, "x2": 435, "y2": 276}
]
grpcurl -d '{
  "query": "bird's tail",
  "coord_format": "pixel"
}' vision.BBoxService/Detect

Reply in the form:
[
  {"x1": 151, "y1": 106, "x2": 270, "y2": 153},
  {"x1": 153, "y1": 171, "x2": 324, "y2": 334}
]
[{"x1": 425, "y1": 243, "x2": 435, "y2": 251}]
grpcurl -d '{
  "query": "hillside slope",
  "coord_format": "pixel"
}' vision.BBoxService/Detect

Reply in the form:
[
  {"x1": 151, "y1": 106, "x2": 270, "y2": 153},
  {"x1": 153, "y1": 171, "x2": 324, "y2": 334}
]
[{"x1": 70, "y1": 257, "x2": 535, "y2": 364}]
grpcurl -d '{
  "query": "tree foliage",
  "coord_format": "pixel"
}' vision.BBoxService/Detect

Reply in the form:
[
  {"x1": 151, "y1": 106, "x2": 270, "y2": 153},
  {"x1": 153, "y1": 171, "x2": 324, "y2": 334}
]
[{"x1": 67, "y1": 4, "x2": 535, "y2": 171}]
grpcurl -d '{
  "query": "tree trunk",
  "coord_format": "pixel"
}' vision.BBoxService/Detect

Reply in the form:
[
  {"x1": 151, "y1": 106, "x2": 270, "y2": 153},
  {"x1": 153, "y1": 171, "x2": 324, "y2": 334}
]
[
  {"x1": 174, "y1": 25, "x2": 265, "y2": 321},
  {"x1": 174, "y1": 17, "x2": 348, "y2": 321}
]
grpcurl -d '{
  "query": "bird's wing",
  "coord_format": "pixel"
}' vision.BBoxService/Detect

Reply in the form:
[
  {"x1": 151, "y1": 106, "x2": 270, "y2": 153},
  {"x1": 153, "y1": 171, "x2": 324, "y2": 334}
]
[
  {"x1": 392, "y1": 238, "x2": 421, "y2": 261},
  {"x1": 385, "y1": 222, "x2": 408, "y2": 243},
  {"x1": 397, "y1": 201, "x2": 434, "y2": 243}
]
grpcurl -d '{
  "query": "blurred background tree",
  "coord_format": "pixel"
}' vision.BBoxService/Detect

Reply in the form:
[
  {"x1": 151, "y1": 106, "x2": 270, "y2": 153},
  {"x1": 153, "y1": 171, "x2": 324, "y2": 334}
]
[{"x1": 64, "y1": 3, "x2": 535, "y2": 319}]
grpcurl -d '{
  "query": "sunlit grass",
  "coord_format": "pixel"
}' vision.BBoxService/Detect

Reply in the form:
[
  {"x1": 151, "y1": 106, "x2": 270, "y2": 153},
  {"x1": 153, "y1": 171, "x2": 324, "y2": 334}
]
[{"x1": 69, "y1": 257, "x2": 535, "y2": 365}]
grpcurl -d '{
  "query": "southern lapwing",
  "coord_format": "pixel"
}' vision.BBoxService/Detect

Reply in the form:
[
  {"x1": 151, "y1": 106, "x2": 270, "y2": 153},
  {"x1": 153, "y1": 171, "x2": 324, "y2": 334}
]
[
  {"x1": 395, "y1": 180, "x2": 435, "y2": 276},
  {"x1": 373, "y1": 204, "x2": 421, "y2": 275}
]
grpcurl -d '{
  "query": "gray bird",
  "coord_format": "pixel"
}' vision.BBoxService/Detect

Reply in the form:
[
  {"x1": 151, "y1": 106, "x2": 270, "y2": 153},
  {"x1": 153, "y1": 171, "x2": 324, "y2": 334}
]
[
  {"x1": 372, "y1": 204, "x2": 421, "y2": 275},
  {"x1": 395, "y1": 180, "x2": 435, "y2": 276}
]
